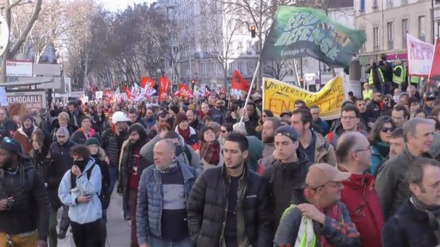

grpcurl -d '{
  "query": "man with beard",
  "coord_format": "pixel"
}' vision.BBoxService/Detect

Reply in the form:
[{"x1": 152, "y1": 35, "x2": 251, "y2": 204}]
[
  {"x1": 291, "y1": 109, "x2": 337, "y2": 166},
  {"x1": 118, "y1": 123, "x2": 149, "y2": 247},
  {"x1": 262, "y1": 126, "x2": 309, "y2": 227},
  {"x1": 13, "y1": 114, "x2": 37, "y2": 154},
  {"x1": 261, "y1": 117, "x2": 281, "y2": 159},
  {"x1": 0, "y1": 137, "x2": 50, "y2": 247},
  {"x1": 355, "y1": 98, "x2": 369, "y2": 129},
  {"x1": 144, "y1": 108, "x2": 156, "y2": 130},
  {"x1": 67, "y1": 101, "x2": 85, "y2": 128},
  {"x1": 186, "y1": 109, "x2": 205, "y2": 134},
  {"x1": 210, "y1": 99, "x2": 226, "y2": 125},
  {"x1": 187, "y1": 133, "x2": 273, "y2": 246},
  {"x1": 101, "y1": 111, "x2": 129, "y2": 219}
]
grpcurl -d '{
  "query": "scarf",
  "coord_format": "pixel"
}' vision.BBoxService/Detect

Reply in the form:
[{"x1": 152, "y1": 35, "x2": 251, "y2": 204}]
[
  {"x1": 200, "y1": 140, "x2": 221, "y2": 165},
  {"x1": 304, "y1": 188, "x2": 343, "y2": 247},
  {"x1": 156, "y1": 159, "x2": 178, "y2": 173},
  {"x1": 23, "y1": 126, "x2": 34, "y2": 138},
  {"x1": 178, "y1": 126, "x2": 190, "y2": 140},
  {"x1": 410, "y1": 196, "x2": 440, "y2": 244}
]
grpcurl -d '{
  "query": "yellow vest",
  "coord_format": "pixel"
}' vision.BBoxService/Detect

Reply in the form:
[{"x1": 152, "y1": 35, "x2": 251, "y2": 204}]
[
  {"x1": 283, "y1": 204, "x2": 317, "y2": 247},
  {"x1": 410, "y1": 76, "x2": 420, "y2": 84},
  {"x1": 393, "y1": 65, "x2": 405, "y2": 84},
  {"x1": 368, "y1": 68, "x2": 385, "y2": 85},
  {"x1": 363, "y1": 89, "x2": 373, "y2": 99}
]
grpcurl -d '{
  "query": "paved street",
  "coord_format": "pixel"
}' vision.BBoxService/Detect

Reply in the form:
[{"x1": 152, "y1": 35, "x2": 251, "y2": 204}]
[{"x1": 58, "y1": 190, "x2": 131, "y2": 247}]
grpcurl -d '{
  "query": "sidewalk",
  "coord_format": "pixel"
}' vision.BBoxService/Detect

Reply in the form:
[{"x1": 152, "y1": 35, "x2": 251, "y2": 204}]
[{"x1": 57, "y1": 191, "x2": 131, "y2": 247}]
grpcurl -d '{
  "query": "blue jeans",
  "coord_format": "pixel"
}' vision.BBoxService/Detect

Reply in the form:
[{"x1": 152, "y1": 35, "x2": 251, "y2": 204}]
[{"x1": 149, "y1": 237, "x2": 194, "y2": 247}]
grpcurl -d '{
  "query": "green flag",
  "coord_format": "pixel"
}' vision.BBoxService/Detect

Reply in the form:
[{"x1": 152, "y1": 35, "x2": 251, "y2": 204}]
[{"x1": 262, "y1": 6, "x2": 366, "y2": 67}]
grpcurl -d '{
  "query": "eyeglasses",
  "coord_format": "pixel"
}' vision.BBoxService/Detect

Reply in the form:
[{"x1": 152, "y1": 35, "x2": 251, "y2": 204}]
[
  {"x1": 381, "y1": 127, "x2": 394, "y2": 133},
  {"x1": 355, "y1": 145, "x2": 372, "y2": 153}
]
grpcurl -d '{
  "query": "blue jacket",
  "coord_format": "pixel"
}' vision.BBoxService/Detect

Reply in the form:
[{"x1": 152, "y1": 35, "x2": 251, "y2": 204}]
[
  {"x1": 370, "y1": 142, "x2": 389, "y2": 175},
  {"x1": 58, "y1": 158, "x2": 102, "y2": 224},
  {"x1": 136, "y1": 161, "x2": 197, "y2": 245}
]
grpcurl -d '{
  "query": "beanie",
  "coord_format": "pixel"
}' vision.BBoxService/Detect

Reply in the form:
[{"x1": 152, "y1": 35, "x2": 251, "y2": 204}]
[
  {"x1": 85, "y1": 137, "x2": 100, "y2": 146},
  {"x1": 175, "y1": 112, "x2": 188, "y2": 125},
  {"x1": 21, "y1": 114, "x2": 34, "y2": 123}
]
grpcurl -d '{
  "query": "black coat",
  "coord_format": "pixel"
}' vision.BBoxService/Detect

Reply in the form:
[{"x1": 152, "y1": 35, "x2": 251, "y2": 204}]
[
  {"x1": 366, "y1": 100, "x2": 382, "y2": 124},
  {"x1": 187, "y1": 165, "x2": 274, "y2": 247},
  {"x1": 382, "y1": 198, "x2": 439, "y2": 247}
]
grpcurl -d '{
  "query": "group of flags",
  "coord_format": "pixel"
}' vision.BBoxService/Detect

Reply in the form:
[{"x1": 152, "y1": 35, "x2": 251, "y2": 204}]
[{"x1": 119, "y1": 70, "x2": 251, "y2": 102}]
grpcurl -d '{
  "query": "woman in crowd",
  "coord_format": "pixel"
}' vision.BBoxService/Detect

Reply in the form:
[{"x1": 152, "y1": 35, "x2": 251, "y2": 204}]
[
  {"x1": 175, "y1": 112, "x2": 199, "y2": 151},
  {"x1": 198, "y1": 126, "x2": 223, "y2": 170},
  {"x1": 370, "y1": 116, "x2": 396, "y2": 175},
  {"x1": 29, "y1": 129, "x2": 51, "y2": 181}
]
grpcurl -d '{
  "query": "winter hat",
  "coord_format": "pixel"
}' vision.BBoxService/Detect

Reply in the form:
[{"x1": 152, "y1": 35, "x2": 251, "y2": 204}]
[
  {"x1": 0, "y1": 137, "x2": 25, "y2": 157},
  {"x1": 274, "y1": 126, "x2": 299, "y2": 142},
  {"x1": 21, "y1": 114, "x2": 34, "y2": 123},
  {"x1": 170, "y1": 105, "x2": 180, "y2": 115},
  {"x1": 85, "y1": 137, "x2": 100, "y2": 146},
  {"x1": 176, "y1": 112, "x2": 189, "y2": 125},
  {"x1": 56, "y1": 127, "x2": 70, "y2": 138}
]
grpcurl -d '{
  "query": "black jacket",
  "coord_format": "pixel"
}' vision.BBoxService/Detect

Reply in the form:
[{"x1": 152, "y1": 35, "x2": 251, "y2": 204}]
[
  {"x1": 262, "y1": 151, "x2": 310, "y2": 227},
  {"x1": 187, "y1": 164, "x2": 274, "y2": 247},
  {"x1": 382, "y1": 198, "x2": 439, "y2": 247},
  {"x1": 0, "y1": 159, "x2": 50, "y2": 240},
  {"x1": 47, "y1": 140, "x2": 76, "y2": 209},
  {"x1": 366, "y1": 100, "x2": 382, "y2": 124}
]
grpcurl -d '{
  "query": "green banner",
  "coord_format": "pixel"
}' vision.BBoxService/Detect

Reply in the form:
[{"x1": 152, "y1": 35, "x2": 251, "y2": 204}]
[{"x1": 262, "y1": 6, "x2": 366, "y2": 67}]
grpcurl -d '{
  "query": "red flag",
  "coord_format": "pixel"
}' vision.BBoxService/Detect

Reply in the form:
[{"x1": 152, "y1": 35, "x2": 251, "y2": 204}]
[
  {"x1": 141, "y1": 76, "x2": 156, "y2": 89},
  {"x1": 123, "y1": 85, "x2": 133, "y2": 99},
  {"x1": 159, "y1": 76, "x2": 171, "y2": 101},
  {"x1": 429, "y1": 39, "x2": 440, "y2": 83},
  {"x1": 231, "y1": 70, "x2": 250, "y2": 92},
  {"x1": 221, "y1": 86, "x2": 226, "y2": 94},
  {"x1": 178, "y1": 83, "x2": 193, "y2": 98}
]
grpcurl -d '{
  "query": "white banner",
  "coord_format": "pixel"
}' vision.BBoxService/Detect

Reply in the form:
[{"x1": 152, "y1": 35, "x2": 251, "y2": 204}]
[
  {"x1": 95, "y1": 91, "x2": 103, "y2": 100},
  {"x1": 6, "y1": 60, "x2": 33, "y2": 77},
  {"x1": 407, "y1": 33, "x2": 434, "y2": 76}
]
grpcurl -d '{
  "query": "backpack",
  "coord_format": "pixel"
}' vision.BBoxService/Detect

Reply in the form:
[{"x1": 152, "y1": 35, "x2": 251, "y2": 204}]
[{"x1": 70, "y1": 163, "x2": 111, "y2": 209}]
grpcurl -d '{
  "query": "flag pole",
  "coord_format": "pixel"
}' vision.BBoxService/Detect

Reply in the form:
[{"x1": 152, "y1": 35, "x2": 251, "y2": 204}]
[{"x1": 240, "y1": 60, "x2": 261, "y2": 123}]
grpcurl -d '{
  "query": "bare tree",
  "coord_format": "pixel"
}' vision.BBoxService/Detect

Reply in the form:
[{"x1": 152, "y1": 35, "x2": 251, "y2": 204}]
[
  {"x1": 199, "y1": 0, "x2": 243, "y2": 88},
  {"x1": 1, "y1": 0, "x2": 42, "y2": 82}
]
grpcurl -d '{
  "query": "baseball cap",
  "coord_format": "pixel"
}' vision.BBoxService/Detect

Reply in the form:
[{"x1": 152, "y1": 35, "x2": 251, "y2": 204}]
[
  {"x1": 305, "y1": 163, "x2": 351, "y2": 188},
  {"x1": 0, "y1": 137, "x2": 25, "y2": 157},
  {"x1": 274, "y1": 126, "x2": 299, "y2": 141}
]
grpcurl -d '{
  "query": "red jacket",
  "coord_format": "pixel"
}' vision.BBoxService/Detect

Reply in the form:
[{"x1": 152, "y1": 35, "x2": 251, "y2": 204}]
[{"x1": 339, "y1": 167, "x2": 384, "y2": 247}]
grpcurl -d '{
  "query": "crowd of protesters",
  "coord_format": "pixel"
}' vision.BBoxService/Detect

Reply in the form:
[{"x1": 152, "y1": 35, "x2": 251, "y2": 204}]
[{"x1": 1, "y1": 70, "x2": 440, "y2": 247}]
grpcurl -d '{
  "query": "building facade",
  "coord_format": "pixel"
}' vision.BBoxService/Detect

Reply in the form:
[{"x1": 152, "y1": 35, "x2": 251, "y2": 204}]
[
  {"x1": 159, "y1": 0, "x2": 258, "y2": 89},
  {"x1": 355, "y1": 0, "x2": 434, "y2": 77}
]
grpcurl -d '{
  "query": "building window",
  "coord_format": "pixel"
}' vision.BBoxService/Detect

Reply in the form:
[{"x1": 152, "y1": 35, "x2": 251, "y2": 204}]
[
  {"x1": 387, "y1": 0, "x2": 393, "y2": 8},
  {"x1": 418, "y1": 16, "x2": 426, "y2": 41},
  {"x1": 373, "y1": 0, "x2": 378, "y2": 9},
  {"x1": 360, "y1": 0, "x2": 365, "y2": 12},
  {"x1": 373, "y1": 27, "x2": 379, "y2": 51},
  {"x1": 402, "y1": 18, "x2": 409, "y2": 48},
  {"x1": 387, "y1": 22, "x2": 394, "y2": 50}
]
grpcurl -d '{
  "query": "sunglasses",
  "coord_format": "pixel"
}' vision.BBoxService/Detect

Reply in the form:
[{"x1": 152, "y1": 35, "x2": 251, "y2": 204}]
[
  {"x1": 381, "y1": 127, "x2": 394, "y2": 133},
  {"x1": 221, "y1": 130, "x2": 227, "y2": 133}
]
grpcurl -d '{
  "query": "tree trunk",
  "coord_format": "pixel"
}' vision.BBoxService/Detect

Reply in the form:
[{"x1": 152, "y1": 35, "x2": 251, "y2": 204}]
[
  {"x1": 1, "y1": 0, "x2": 43, "y2": 82},
  {"x1": 223, "y1": 60, "x2": 228, "y2": 91}
]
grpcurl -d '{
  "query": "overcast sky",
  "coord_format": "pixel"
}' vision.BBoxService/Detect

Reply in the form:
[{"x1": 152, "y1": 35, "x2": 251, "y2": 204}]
[{"x1": 98, "y1": 0, "x2": 154, "y2": 12}]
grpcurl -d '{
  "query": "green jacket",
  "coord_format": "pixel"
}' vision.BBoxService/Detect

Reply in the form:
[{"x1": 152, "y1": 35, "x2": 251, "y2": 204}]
[{"x1": 375, "y1": 145, "x2": 432, "y2": 219}]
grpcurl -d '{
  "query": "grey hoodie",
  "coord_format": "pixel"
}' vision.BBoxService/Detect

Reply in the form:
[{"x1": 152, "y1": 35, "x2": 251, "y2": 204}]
[{"x1": 140, "y1": 134, "x2": 202, "y2": 175}]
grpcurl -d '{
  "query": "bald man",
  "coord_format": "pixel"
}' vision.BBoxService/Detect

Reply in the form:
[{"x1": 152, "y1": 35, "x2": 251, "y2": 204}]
[
  {"x1": 335, "y1": 132, "x2": 384, "y2": 247},
  {"x1": 136, "y1": 140, "x2": 197, "y2": 247}
]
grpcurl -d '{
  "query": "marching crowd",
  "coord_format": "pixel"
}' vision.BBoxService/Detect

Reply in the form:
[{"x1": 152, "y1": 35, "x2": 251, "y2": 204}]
[{"x1": 1, "y1": 79, "x2": 440, "y2": 247}]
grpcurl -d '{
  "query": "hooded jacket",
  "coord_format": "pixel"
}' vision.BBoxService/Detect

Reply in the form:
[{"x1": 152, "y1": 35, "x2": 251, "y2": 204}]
[
  {"x1": 58, "y1": 158, "x2": 102, "y2": 224},
  {"x1": 340, "y1": 168, "x2": 384, "y2": 247},
  {"x1": 140, "y1": 134, "x2": 202, "y2": 175},
  {"x1": 262, "y1": 150, "x2": 309, "y2": 227},
  {"x1": 13, "y1": 126, "x2": 37, "y2": 154},
  {"x1": 0, "y1": 158, "x2": 50, "y2": 241}
]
